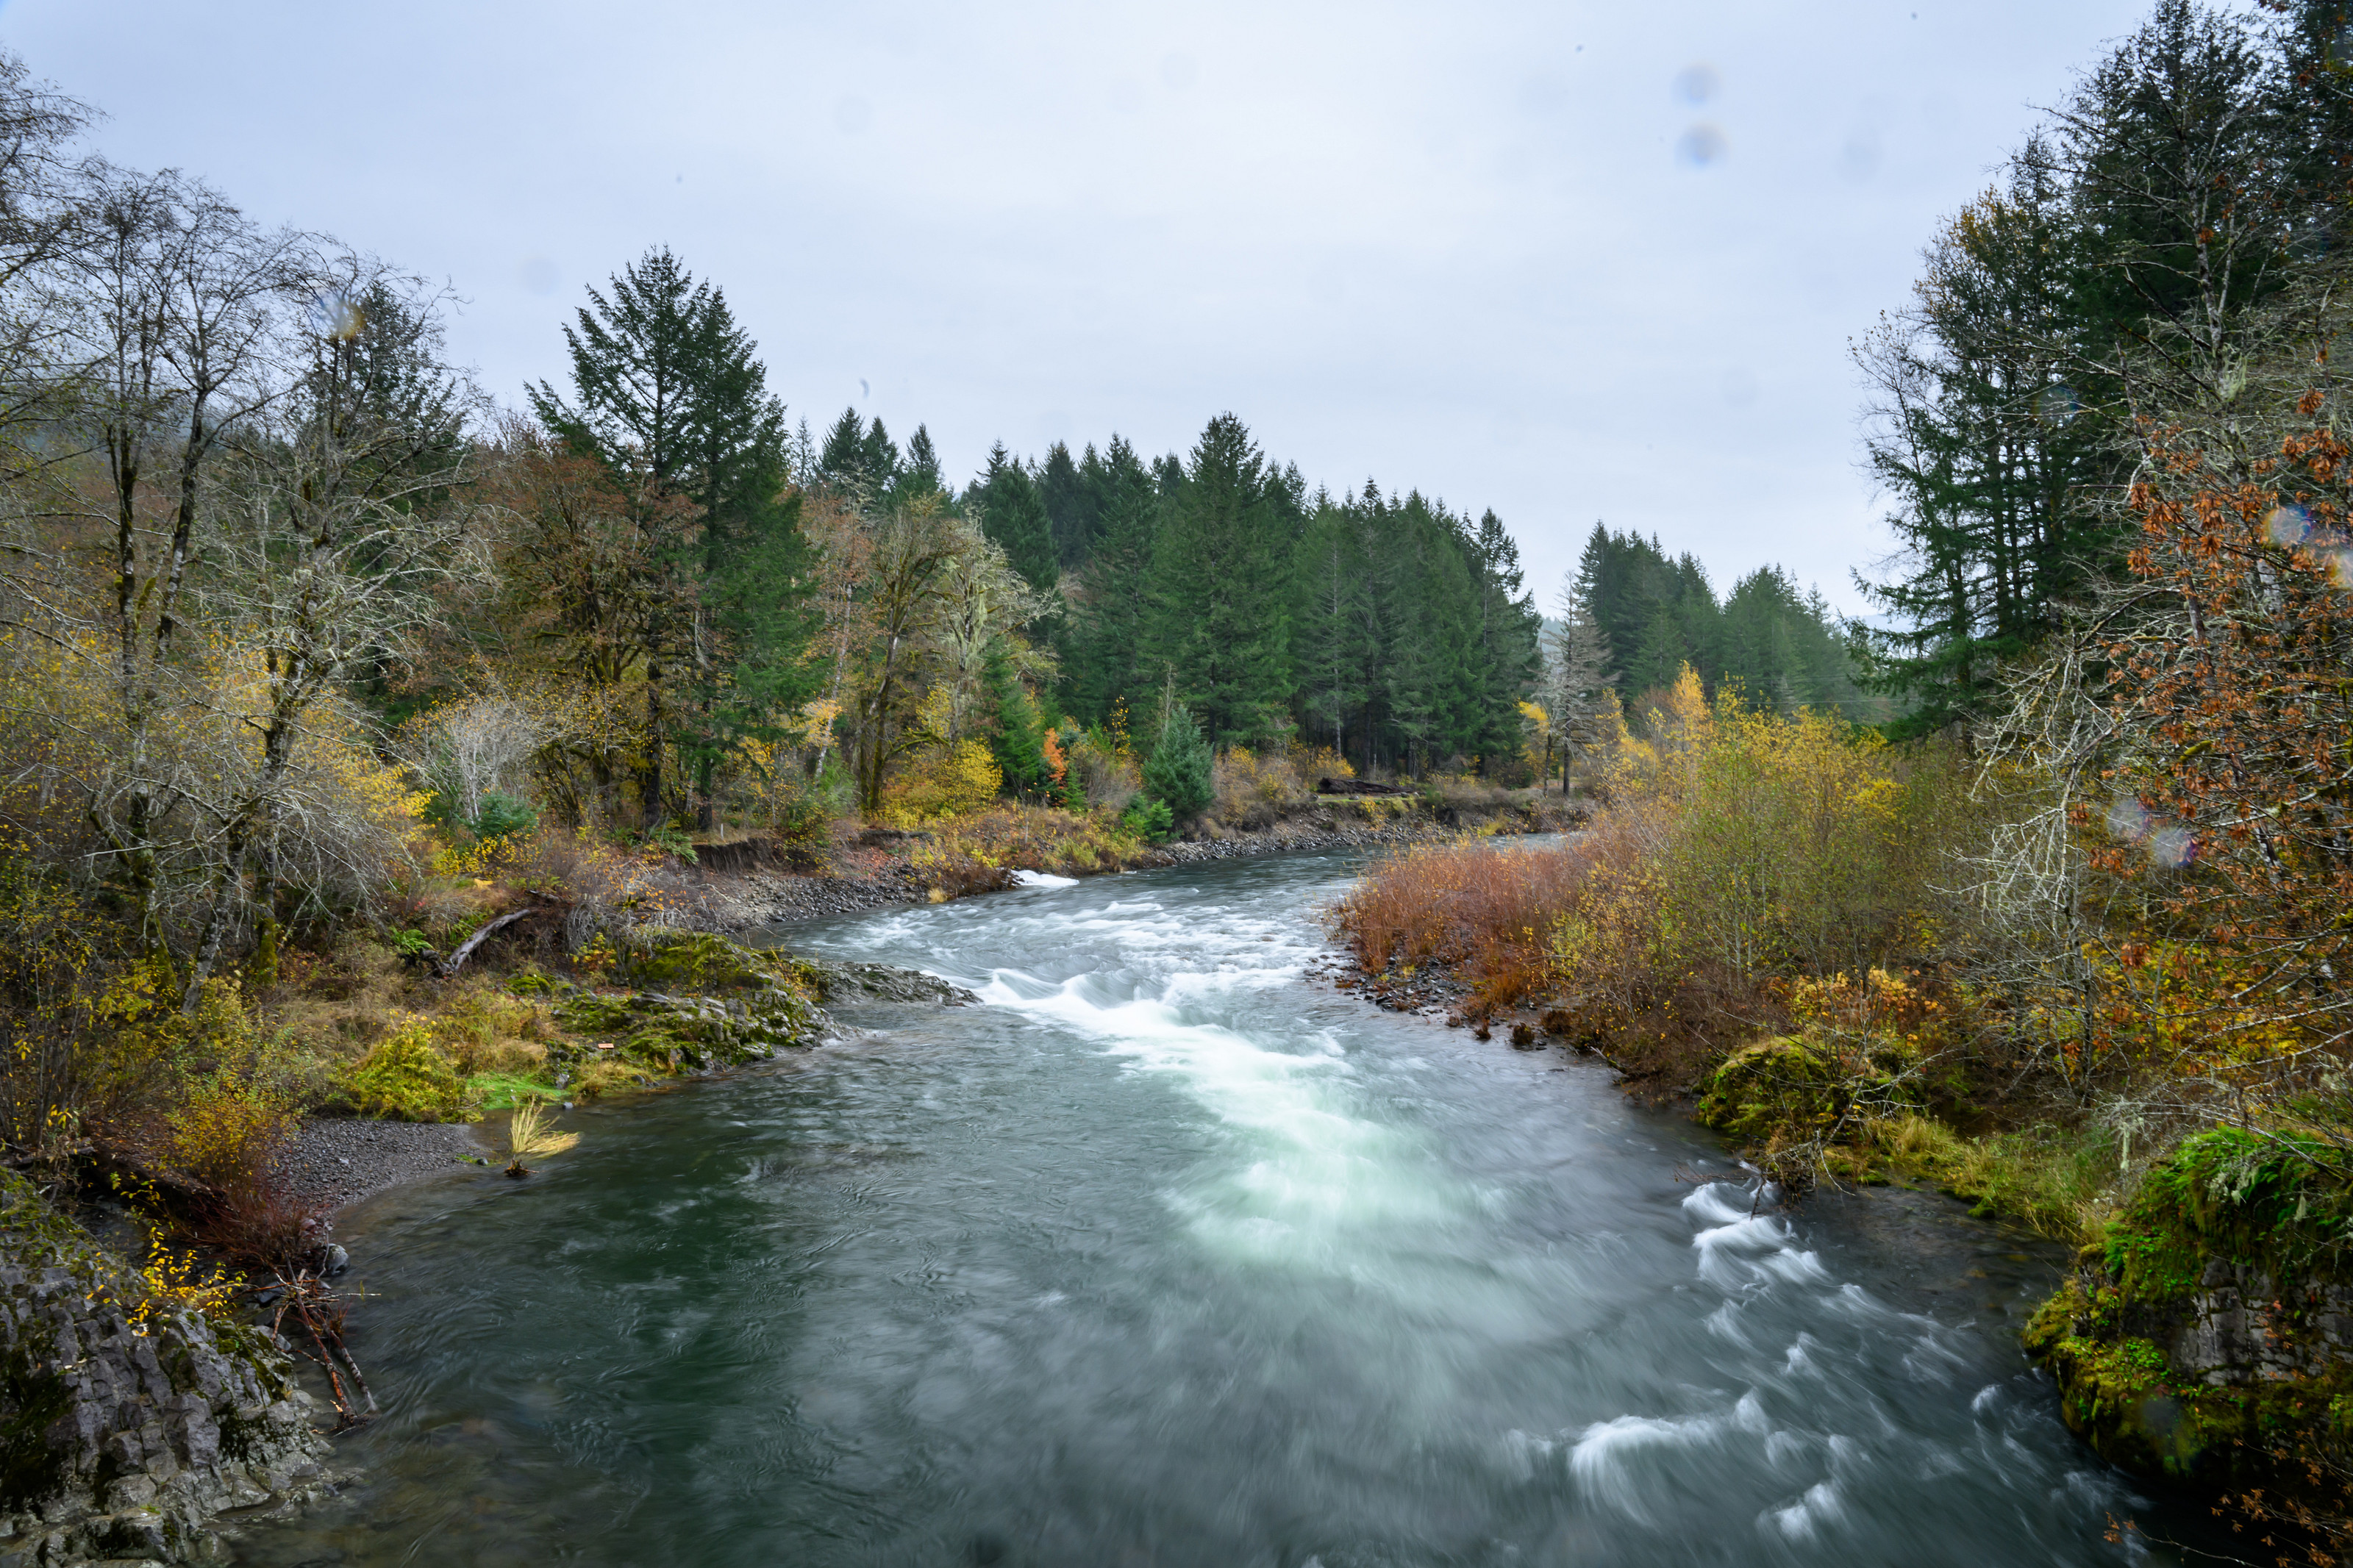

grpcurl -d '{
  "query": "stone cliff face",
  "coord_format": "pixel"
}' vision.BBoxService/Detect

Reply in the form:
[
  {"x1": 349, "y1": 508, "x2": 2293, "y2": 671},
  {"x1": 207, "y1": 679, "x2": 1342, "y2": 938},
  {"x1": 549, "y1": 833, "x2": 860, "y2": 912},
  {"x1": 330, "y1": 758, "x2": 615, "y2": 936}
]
[
  {"x1": 2025, "y1": 1130, "x2": 2353, "y2": 1487},
  {"x1": 0, "y1": 1181, "x2": 329, "y2": 1567}
]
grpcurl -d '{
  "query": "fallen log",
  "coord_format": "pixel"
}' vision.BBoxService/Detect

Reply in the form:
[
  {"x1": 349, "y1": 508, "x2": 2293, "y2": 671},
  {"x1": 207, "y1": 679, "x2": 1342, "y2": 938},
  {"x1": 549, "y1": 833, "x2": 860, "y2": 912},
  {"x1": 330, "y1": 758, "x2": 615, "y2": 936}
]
[
  {"x1": 436, "y1": 906, "x2": 538, "y2": 977},
  {"x1": 1316, "y1": 777, "x2": 1415, "y2": 797}
]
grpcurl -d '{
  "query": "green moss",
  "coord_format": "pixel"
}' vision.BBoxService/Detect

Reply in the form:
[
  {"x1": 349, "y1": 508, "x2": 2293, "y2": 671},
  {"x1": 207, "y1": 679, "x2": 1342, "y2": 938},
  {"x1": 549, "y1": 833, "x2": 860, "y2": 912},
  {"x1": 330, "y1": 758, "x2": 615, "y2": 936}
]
[
  {"x1": 609, "y1": 931, "x2": 813, "y2": 995},
  {"x1": 468, "y1": 1072, "x2": 563, "y2": 1111},
  {"x1": 2104, "y1": 1128, "x2": 2353, "y2": 1307},
  {"x1": 1694, "y1": 1034, "x2": 1921, "y2": 1148},
  {"x1": 505, "y1": 968, "x2": 566, "y2": 998},
  {"x1": 2022, "y1": 1131, "x2": 2353, "y2": 1488},
  {"x1": 555, "y1": 994, "x2": 638, "y2": 1037}
]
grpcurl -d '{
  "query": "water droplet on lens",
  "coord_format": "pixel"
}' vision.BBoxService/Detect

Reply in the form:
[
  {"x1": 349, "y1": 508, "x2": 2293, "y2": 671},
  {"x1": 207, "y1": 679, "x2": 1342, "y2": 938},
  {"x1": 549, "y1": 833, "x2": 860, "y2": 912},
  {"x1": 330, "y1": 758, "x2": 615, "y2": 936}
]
[
  {"x1": 1673, "y1": 64, "x2": 1719, "y2": 104},
  {"x1": 304, "y1": 290, "x2": 363, "y2": 343},
  {"x1": 858, "y1": 378, "x2": 870, "y2": 400},
  {"x1": 1839, "y1": 129, "x2": 1880, "y2": 182},
  {"x1": 518, "y1": 257, "x2": 559, "y2": 296},
  {"x1": 1677, "y1": 125, "x2": 1728, "y2": 168},
  {"x1": 2148, "y1": 825, "x2": 2196, "y2": 870},
  {"x1": 2106, "y1": 796, "x2": 2151, "y2": 842},
  {"x1": 2266, "y1": 504, "x2": 2312, "y2": 546},
  {"x1": 2035, "y1": 384, "x2": 2081, "y2": 425},
  {"x1": 2332, "y1": 24, "x2": 2353, "y2": 68}
]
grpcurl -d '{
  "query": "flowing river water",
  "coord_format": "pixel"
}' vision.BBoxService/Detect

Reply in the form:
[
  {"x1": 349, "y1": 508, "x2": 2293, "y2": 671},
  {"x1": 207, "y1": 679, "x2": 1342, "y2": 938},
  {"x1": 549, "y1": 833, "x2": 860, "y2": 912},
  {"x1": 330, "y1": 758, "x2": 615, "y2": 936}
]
[{"x1": 234, "y1": 848, "x2": 2196, "y2": 1567}]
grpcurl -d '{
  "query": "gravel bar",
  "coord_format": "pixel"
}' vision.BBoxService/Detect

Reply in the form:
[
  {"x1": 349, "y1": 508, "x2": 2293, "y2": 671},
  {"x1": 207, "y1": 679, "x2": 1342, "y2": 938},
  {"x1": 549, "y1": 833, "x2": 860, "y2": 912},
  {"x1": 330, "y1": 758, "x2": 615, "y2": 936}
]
[{"x1": 276, "y1": 1118, "x2": 490, "y2": 1214}]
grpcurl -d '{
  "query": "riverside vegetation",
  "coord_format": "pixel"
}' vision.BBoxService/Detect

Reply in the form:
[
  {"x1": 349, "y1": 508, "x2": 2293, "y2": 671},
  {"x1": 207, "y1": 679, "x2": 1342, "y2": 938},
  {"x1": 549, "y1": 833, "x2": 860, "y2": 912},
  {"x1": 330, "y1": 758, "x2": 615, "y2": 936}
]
[
  {"x1": 0, "y1": 43, "x2": 1597, "y2": 1562},
  {"x1": 1338, "y1": 0, "x2": 2353, "y2": 1539},
  {"x1": 0, "y1": 0, "x2": 2350, "y2": 1557}
]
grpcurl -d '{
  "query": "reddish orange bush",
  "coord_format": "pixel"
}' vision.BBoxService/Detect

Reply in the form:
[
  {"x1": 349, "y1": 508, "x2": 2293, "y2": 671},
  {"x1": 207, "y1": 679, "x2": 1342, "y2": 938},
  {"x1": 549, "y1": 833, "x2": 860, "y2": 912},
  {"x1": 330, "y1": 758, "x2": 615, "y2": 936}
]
[{"x1": 1334, "y1": 835, "x2": 1593, "y2": 1014}]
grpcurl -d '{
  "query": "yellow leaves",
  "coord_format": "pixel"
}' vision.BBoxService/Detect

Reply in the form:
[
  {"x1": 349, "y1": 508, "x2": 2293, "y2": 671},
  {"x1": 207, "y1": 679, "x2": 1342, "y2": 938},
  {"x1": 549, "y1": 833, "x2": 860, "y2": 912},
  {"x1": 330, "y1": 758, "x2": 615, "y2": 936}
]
[
  {"x1": 795, "y1": 697, "x2": 841, "y2": 747},
  {"x1": 885, "y1": 740, "x2": 1003, "y2": 827}
]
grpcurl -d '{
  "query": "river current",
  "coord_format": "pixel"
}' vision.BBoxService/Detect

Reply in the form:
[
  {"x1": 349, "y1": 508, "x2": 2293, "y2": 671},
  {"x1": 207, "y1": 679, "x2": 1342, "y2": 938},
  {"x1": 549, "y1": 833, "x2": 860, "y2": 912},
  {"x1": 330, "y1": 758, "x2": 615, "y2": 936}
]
[{"x1": 235, "y1": 849, "x2": 2187, "y2": 1566}]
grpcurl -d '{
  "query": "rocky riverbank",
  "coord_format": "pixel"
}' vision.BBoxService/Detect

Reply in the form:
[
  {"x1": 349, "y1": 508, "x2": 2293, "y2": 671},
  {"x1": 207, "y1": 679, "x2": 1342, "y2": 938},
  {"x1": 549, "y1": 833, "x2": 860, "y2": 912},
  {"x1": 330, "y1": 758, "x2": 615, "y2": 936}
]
[
  {"x1": 0, "y1": 1175, "x2": 332, "y2": 1568},
  {"x1": 695, "y1": 800, "x2": 1577, "y2": 930}
]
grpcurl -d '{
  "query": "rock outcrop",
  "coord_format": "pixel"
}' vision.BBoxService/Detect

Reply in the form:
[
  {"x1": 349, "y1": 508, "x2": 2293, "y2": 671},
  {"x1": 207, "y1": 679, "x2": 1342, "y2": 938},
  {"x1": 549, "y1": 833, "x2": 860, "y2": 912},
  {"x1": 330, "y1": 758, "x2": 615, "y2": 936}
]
[
  {"x1": 2025, "y1": 1128, "x2": 2353, "y2": 1486},
  {"x1": 800, "y1": 959, "x2": 977, "y2": 1007},
  {"x1": 0, "y1": 1177, "x2": 329, "y2": 1566}
]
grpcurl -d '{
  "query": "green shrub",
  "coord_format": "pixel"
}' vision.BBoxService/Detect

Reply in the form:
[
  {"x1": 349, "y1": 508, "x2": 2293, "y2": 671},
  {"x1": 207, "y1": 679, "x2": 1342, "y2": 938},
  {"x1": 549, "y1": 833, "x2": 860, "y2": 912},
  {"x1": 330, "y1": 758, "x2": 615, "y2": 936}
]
[
  {"x1": 1121, "y1": 797, "x2": 1174, "y2": 844},
  {"x1": 338, "y1": 1019, "x2": 476, "y2": 1122},
  {"x1": 424, "y1": 789, "x2": 539, "y2": 842},
  {"x1": 1142, "y1": 703, "x2": 1213, "y2": 819}
]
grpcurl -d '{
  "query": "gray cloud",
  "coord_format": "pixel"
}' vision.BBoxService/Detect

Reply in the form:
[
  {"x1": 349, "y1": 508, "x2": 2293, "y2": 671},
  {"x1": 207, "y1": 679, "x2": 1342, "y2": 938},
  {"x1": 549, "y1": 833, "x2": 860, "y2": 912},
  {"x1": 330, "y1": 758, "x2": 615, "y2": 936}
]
[{"x1": 7, "y1": 0, "x2": 2157, "y2": 609}]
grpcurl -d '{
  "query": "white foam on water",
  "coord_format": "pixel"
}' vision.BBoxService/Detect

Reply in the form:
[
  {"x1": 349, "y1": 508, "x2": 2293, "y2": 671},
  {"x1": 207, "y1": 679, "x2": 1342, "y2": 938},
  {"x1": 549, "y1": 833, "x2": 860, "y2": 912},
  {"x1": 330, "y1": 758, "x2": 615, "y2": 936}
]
[
  {"x1": 1569, "y1": 1395, "x2": 1773, "y2": 1522},
  {"x1": 979, "y1": 959, "x2": 1456, "y2": 1270},
  {"x1": 1010, "y1": 870, "x2": 1078, "y2": 888},
  {"x1": 1704, "y1": 1300, "x2": 1751, "y2": 1345},
  {"x1": 1761, "y1": 1480, "x2": 1844, "y2": 1542},
  {"x1": 1684, "y1": 1182, "x2": 1831, "y2": 1290}
]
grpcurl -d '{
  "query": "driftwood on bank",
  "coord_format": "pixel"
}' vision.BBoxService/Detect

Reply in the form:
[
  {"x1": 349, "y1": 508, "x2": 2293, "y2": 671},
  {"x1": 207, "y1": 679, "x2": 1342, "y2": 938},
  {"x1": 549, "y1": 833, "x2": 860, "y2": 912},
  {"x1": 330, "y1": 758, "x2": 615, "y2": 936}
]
[
  {"x1": 434, "y1": 906, "x2": 537, "y2": 977},
  {"x1": 1315, "y1": 777, "x2": 1415, "y2": 797}
]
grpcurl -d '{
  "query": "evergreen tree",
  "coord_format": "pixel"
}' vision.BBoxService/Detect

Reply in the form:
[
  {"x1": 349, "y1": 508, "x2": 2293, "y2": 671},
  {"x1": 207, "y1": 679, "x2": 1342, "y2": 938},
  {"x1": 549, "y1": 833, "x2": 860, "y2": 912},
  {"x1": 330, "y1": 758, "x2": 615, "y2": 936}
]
[
  {"x1": 1063, "y1": 435, "x2": 1160, "y2": 725},
  {"x1": 1465, "y1": 507, "x2": 1542, "y2": 774},
  {"x1": 1141, "y1": 699, "x2": 1214, "y2": 818},
  {"x1": 899, "y1": 423, "x2": 943, "y2": 497},
  {"x1": 527, "y1": 246, "x2": 810, "y2": 826},
  {"x1": 1857, "y1": 1, "x2": 2290, "y2": 734},
  {"x1": 971, "y1": 441, "x2": 1058, "y2": 598},
  {"x1": 1145, "y1": 413, "x2": 1293, "y2": 745},
  {"x1": 818, "y1": 406, "x2": 870, "y2": 489},
  {"x1": 1039, "y1": 440, "x2": 1097, "y2": 570},
  {"x1": 982, "y1": 636, "x2": 1049, "y2": 798},
  {"x1": 817, "y1": 407, "x2": 901, "y2": 495},
  {"x1": 1293, "y1": 494, "x2": 1371, "y2": 757}
]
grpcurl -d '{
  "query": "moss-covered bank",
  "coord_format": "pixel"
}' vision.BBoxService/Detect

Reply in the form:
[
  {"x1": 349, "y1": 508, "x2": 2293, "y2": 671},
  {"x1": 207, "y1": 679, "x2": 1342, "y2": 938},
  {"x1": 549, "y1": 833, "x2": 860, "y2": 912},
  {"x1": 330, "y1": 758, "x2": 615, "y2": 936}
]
[{"x1": 2023, "y1": 1128, "x2": 2353, "y2": 1489}]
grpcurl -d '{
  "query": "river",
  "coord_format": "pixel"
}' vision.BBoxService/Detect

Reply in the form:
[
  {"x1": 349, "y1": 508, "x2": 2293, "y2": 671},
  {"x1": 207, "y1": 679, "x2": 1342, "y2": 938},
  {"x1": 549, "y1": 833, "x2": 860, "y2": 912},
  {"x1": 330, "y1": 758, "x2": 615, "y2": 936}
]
[{"x1": 232, "y1": 848, "x2": 2189, "y2": 1566}]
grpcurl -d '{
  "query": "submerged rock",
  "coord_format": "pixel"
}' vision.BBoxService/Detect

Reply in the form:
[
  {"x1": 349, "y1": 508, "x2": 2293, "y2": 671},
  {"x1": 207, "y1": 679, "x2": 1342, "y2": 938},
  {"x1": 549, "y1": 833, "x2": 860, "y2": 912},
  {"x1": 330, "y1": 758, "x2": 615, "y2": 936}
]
[
  {"x1": 799, "y1": 959, "x2": 976, "y2": 1007},
  {"x1": 0, "y1": 1176, "x2": 330, "y2": 1566},
  {"x1": 2024, "y1": 1128, "x2": 2353, "y2": 1488}
]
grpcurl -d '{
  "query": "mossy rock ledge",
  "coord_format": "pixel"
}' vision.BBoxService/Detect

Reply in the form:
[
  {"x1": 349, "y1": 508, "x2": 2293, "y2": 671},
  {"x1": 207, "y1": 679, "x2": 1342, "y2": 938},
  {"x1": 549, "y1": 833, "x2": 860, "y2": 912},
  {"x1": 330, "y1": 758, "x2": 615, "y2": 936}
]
[
  {"x1": 529, "y1": 932, "x2": 974, "y2": 1078},
  {"x1": 0, "y1": 1178, "x2": 329, "y2": 1566},
  {"x1": 2024, "y1": 1128, "x2": 2353, "y2": 1489}
]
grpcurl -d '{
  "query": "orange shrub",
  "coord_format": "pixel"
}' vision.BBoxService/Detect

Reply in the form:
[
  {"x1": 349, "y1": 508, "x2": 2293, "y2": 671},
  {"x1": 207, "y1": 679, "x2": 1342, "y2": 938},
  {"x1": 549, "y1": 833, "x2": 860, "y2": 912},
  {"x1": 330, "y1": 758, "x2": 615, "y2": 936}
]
[{"x1": 1334, "y1": 835, "x2": 1596, "y2": 1014}]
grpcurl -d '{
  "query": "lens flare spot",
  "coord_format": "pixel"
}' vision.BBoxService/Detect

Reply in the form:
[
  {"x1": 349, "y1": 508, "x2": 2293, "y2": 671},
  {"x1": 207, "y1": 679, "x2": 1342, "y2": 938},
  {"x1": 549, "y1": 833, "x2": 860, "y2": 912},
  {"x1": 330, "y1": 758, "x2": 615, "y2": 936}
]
[
  {"x1": 2267, "y1": 504, "x2": 2312, "y2": 546},
  {"x1": 304, "y1": 290, "x2": 364, "y2": 343},
  {"x1": 1677, "y1": 125, "x2": 1728, "y2": 168},
  {"x1": 2148, "y1": 826, "x2": 2196, "y2": 870}
]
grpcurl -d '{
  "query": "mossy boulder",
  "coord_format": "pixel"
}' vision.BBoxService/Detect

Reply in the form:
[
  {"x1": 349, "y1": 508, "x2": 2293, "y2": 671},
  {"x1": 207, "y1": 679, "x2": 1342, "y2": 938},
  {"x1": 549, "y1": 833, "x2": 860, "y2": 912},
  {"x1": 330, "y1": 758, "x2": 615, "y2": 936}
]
[
  {"x1": 544, "y1": 932, "x2": 829, "y2": 1084},
  {"x1": 2024, "y1": 1128, "x2": 2353, "y2": 1488},
  {"x1": 1693, "y1": 1034, "x2": 1921, "y2": 1150},
  {"x1": 606, "y1": 930, "x2": 820, "y2": 997}
]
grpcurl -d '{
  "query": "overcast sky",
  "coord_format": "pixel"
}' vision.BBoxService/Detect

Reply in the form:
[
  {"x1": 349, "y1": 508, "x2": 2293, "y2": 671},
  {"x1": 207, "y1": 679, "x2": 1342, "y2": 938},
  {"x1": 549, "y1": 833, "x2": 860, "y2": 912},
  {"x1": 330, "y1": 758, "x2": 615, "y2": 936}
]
[{"x1": 10, "y1": 0, "x2": 2173, "y2": 610}]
